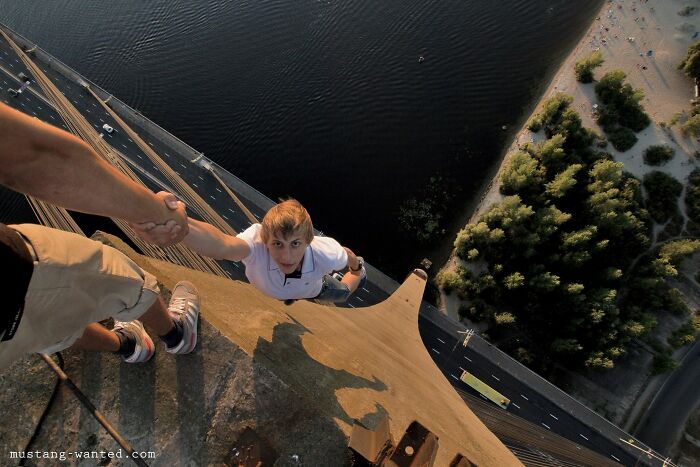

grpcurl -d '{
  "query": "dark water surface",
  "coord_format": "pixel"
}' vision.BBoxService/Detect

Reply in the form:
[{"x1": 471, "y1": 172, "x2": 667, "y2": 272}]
[{"x1": 0, "y1": 0, "x2": 602, "y2": 279}]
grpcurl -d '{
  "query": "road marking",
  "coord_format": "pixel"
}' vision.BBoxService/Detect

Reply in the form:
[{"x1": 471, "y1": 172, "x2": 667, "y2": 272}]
[
  {"x1": 209, "y1": 195, "x2": 216, "y2": 200},
  {"x1": 511, "y1": 403, "x2": 520, "y2": 409},
  {"x1": 192, "y1": 183, "x2": 198, "y2": 188},
  {"x1": 136, "y1": 154, "x2": 142, "y2": 159},
  {"x1": 464, "y1": 356, "x2": 472, "y2": 362},
  {"x1": 356, "y1": 297, "x2": 364, "y2": 302},
  {"x1": 541, "y1": 423, "x2": 550, "y2": 430},
  {"x1": 520, "y1": 394, "x2": 529, "y2": 401},
  {"x1": 164, "y1": 152, "x2": 170, "y2": 157},
  {"x1": 611, "y1": 455, "x2": 620, "y2": 462},
  {"x1": 491, "y1": 375, "x2": 500, "y2": 381},
  {"x1": 549, "y1": 414, "x2": 558, "y2": 420},
  {"x1": 430, "y1": 348, "x2": 440, "y2": 355},
  {"x1": 437, "y1": 338, "x2": 446, "y2": 344},
  {"x1": 148, "y1": 141, "x2": 154, "y2": 146},
  {"x1": 348, "y1": 303, "x2": 355, "y2": 308},
  {"x1": 479, "y1": 394, "x2": 488, "y2": 401},
  {"x1": 450, "y1": 374, "x2": 458, "y2": 381},
  {"x1": 215, "y1": 187, "x2": 222, "y2": 192},
  {"x1": 459, "y1": 367, "x2": 466, "y2": 373},
  {"x1": 121, "y1": 144, "x2": 127, "y2": 149},
  {"x1": 362, "y1": 287, "x2": 369, "y2": 292},
  {"x1": 579, "y1": 434, "x2": 589, "y2": 441},
  {"x1": 198, "y1": 176, "x2": 204, "y2": 180},
  {"x1": 222, "y1": 214, "x2": 228, "y2": 220},
  {"x1": 228, "y1": 208, "x2": 235, "y2": 213}
]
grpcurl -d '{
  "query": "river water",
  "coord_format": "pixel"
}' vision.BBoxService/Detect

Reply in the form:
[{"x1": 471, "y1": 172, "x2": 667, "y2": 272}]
[{"x1": 0, "y1": 0, "x2": 603, "y2": 278}]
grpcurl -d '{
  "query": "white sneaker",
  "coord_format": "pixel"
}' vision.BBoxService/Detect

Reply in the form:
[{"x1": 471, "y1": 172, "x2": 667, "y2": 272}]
[
  {"x1": 113, "y1": 320, "x2": 155, "y2": 363},
  {"x1": 165, "y1": 281, "x2": 200, "y2": 355}
]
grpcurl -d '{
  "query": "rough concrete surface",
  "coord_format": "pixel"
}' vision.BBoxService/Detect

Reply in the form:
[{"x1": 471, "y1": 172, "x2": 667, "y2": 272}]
[{"x1": 0, "y1": 232, "x2": 519, "y2": 466}]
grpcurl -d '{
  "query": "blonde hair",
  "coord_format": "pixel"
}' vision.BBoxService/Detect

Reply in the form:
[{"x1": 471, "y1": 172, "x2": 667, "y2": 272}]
[{"x1": 260, "y1": 199, "x2": 314, "y2": 244}]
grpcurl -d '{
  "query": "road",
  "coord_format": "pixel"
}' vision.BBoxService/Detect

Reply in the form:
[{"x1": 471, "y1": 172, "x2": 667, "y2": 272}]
[{"x1": 635, "y1": 337, "x2": 700, "y2": 453}]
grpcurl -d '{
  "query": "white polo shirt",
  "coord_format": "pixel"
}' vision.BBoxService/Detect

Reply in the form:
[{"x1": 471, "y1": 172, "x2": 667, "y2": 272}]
[{"x1": 236, "y1": 224, "x2": 348, "y2": 300}]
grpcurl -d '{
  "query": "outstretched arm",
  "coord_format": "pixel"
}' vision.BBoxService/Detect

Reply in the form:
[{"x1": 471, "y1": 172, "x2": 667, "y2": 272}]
[
  {"x1": 0, "y1": 102, "x2": 187, "y2": 243},
  {"x1": 341, "y1": 247, "x2": 364, "y2": 293},
  {"x1": 181, "y1": 218, "x2": 250, "y2": 261},
  {"x1": 132, "y1": 194, "x2": 250, "y2": 261}
]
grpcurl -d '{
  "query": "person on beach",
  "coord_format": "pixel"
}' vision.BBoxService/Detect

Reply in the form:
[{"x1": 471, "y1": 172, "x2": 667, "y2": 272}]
[
  {"x1": 0, "y1": 102, "x2": 200, "y2": 370},
  {"x1": 134, "y1": 198, "x2": 367, "y2": 303}
]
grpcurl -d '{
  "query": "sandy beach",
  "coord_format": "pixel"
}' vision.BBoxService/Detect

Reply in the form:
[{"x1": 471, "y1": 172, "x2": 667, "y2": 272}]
[
  {"x1": 441, "y1": 0, "x2": 699, "y2": 315},
  {"x1": 438, "y1": 0, "x2": 700, "y2": 458}
]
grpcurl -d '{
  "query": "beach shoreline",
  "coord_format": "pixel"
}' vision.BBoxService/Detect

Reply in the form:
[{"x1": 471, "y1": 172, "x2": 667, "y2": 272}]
[
  {"x1": 437, "y1": 0, "x2": 700, "y2": 457},
  {"x1": 439, "y1": 0, "x2": 699, "y2": 312}
]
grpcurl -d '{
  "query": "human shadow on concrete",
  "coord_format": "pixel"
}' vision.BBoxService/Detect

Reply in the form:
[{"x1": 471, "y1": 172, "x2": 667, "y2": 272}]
[
  {"x1": 248, "y1": 320, "x2": 389, "y2": 463},
  {"x1": 254, "y1": 321, "x2": 387, "y2": 426}
]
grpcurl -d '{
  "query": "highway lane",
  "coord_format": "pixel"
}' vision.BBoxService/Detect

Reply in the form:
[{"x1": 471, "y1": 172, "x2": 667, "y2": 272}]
[
  {"x1": 419, "y1": 318, "x2": 643, "y2": 465},
  {"x1": 635, "y1": 337, "x2": 700, "y2": 453}
]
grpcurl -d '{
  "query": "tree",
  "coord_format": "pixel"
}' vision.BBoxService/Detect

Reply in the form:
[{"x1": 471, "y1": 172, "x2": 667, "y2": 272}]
[
  {"x1": 642, "y1": 171, "x2": 683, "y2": 223},
  {"x1": 454, "y1": 221, "x2": 505, "y2": 259},
  {"x1": 686, "y1": 169, "x2": 700, "y2": 225},
  {"x1": 682, "y1": 114, "x2": 700, "y2": 137},
  {"x1": 533, "y1": 205, "x2": 571, "y2": 239},
  {"x1": 643, "y1": 145, "x2": 675, "y2": 166},
  {"x1": 585, "y1": 351, "x2": 614, "y2": 370},
  {"x1": 546, "y1": 163, "x2": 583, "y2": 198},
  {"x1": 659, "y1": 239, "x2": 700, "y2": 266},
  {"x1": 595, "y1": 70, "x2": 651, "y2": 141},
  {"x1": 533, "y1": 134, "x2": 569, "y2": 176},
  {"x1": 436, "y1": 270, "x2": 465, "y2": 294},
  {"x1": 574, "y1": 51, "x2": 604, "y2": 83},
  {"x1": 607, "y1": 127, "x2": 638, "y2": 151},
  {"x1": 503, "y1": 272, "x2": 525, "y2": 289},
  {"x1": 679, "y1": 40, "x2": 700, "y2": 80},
  {"x1": 501, "y1": 151, "x2": 544, "y2": 201}
]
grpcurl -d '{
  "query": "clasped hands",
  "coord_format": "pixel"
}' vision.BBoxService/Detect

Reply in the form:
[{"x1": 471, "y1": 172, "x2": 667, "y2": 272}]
[{"x1": 130, "y1": 191, "x2": 187, "y2": 247}]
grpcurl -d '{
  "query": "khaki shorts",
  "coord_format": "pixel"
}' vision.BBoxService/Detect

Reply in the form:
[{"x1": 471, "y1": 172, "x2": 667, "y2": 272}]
[{"x1": 0, "y1": 224, "x2": 159, "y2": 370}]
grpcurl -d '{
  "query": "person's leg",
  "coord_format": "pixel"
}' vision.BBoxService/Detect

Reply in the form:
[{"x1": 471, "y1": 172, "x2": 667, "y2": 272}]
[
  {"x1": 6, "y1": 224, "x2": 200, "y2": 365},
  {"x1": 71, "y1": 296, "x2": 176, "y2": 352},
  {"x1": 315, "y1": 274, "x2": 352, "y2": 303},
  {"x1": 138, "y1": 296, "x2": 175, "y2": 335},
  {"x1": 70, "y1": 323, "x2": 120, "y2": 352},
  {"x1": 70, "y1": 298, "x2": 173, "y2": 363},
  {"x1": 114, "y1": 281, "x2": 200, "y2": 358}
]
